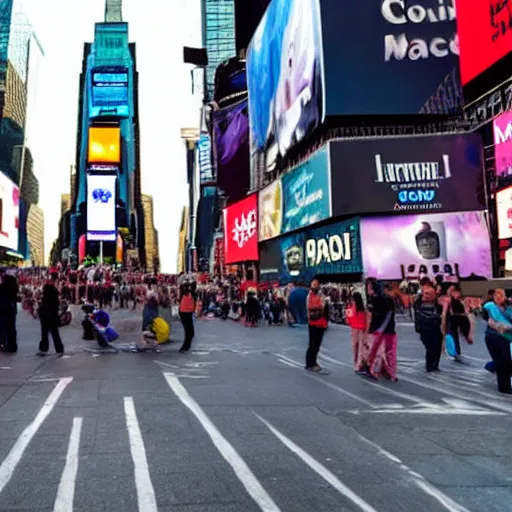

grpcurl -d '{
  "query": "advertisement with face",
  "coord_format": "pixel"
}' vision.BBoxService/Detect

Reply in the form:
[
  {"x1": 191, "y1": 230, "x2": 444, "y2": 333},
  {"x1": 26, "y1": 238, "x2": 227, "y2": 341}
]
[
  {"x1": 0, "y1": 172, "x2": 19, "y2": 251},
  {"x1": 223, "y1": 194, "x2": 259, "y2": 264},
  {"x1": 247, "y1": 0, "x2": 325, "y2": 172},
  {"x1": 90, "y1": 67, "x2": 129, "y2": 118},
  {"x1": 259, "y1": 147, "x2": 331, "y2": 241},
  {"x1": 330, "y1": 133, "x2": 485, "y2": 216},
  {"x1": 496, "y1": 186, "x2": 512, "y2": 239},
  {"x1": 260, "y1": 218, "x2": 362, "y2": 283},
  {"x1": 361, "y1": 211, "x2": 492, "y2": 280},
  {"x1": 87, "y1": 175, "x2": 117, "y2": 241},
  {"x1": 494, "y1": 111, "x2": 512, "y2": 177},
  {"x1": 320, "y1": 0, "x2": 459, "y2": 115},
  {"x1": 457, "y1": 0, "x2": 512, "y2": 85}
]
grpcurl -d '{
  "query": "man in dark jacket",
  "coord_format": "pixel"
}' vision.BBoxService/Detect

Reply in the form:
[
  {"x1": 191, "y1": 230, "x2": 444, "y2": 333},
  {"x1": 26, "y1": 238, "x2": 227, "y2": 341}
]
[
  {"x1": 38, "y1": 277, "x2": 64, "y2": 356},
  {"x1": 0, "y1": 273, "x2": 19, "y2": 353}
]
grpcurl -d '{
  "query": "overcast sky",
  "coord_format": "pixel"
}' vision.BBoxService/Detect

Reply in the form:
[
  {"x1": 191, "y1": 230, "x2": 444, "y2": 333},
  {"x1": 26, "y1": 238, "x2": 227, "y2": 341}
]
[{"x1": 22, "y1": 0, "x2": 202, "y2": 272}]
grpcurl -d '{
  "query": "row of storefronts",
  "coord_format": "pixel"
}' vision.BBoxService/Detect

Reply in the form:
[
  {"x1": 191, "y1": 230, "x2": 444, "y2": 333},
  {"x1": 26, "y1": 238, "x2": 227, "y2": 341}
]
[{"x1": 219, "y1": 131, "x2": 494, "y2": 284}]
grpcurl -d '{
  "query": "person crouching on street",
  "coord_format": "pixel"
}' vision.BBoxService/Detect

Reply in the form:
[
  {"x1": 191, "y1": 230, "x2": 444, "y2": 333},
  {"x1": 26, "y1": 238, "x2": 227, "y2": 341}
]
[
  {"x1": 415, "y1": 284, "x2": 443, "y2": 372},
  {"x1": 305, "y1": 279, "x2": 328, "y2": 372},
  {"x1": 139, "y1": 292, "x2": 159, "y2": 352}
]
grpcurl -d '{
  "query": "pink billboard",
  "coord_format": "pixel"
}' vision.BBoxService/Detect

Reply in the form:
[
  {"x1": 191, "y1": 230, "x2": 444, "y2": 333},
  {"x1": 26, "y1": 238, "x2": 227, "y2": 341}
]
[
  {"x1": 361, "y1": 211, "x2": 492, "y2": 281},
  {"x1": 494, "y1": 111, "x2": 512, "y2": 177}
]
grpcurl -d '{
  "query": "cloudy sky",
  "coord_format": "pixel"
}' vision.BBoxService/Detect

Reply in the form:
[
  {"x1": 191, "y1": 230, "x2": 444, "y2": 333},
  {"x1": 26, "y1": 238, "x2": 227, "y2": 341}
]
[{"x1": 22, "y1": 0, "x2": 202, "y2": 272}]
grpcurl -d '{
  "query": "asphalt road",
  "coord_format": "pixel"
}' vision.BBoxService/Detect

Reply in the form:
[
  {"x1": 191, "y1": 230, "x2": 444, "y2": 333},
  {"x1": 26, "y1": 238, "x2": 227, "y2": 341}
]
[{"x1": 0, "y1": 308, "x2": 511, "y2": 512}]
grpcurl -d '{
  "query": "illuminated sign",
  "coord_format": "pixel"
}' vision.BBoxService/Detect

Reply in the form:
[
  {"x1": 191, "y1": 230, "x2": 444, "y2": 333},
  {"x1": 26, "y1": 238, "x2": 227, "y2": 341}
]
[
  {"x1": 88, "y1": 127, "x2": 121, "y2": 164},
  {"x1": 87, "y1": 175, "x2": 117, "y2": 241},
  {"x1": 90, "y1": 66, "x2": 129, "y2": 118}
]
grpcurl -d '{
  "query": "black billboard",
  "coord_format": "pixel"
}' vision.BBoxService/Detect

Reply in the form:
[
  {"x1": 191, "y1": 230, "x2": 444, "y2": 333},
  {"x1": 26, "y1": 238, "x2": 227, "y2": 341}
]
[{"x1": 329, "y1": 133, "x2": 485, "y2": 217}]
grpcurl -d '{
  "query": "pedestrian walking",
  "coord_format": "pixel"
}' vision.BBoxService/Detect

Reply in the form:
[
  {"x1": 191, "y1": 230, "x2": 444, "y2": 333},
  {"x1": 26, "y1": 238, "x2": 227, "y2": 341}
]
[
  {"x1": 305, "y1": 279, "x2": 328, "y2": 372},
  {"x1": 346, "y1": 292, "x2": 368, "y2": 373},
  {"x1": 414, "y1": 284, "x2": 443, "y2": 372},
  {"x1": 365, "y1": 279, "x2": 398, "y2": 381},
  {"x1": 38, "y1": 276, "x2": 64, "y2": 356},
  {"x1": 179, "y1": 283, "x2": 196, "y2": 353}
]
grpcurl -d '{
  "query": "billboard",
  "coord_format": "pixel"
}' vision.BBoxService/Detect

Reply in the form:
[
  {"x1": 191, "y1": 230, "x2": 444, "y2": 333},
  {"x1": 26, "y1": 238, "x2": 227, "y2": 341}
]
[
  {"x1": 361, "y1": 211, "x2": 492, "y2": 280},
  {"x1": 260, "y1": 217, "x2": 362, "y2": 283},
  {"x1": 90, "y1": 67, "x2": 129, "y2": 118},
  {"x1": 259, "y1": 146, "x2": 331, "y2": 241},
  {"x1": 88, "y1": 127, "x2": 121, "y2": 164},
  {"x1": 197, "y1": 135, "x2": 214, "y2": 184},
  {"x1": 330, "y1": 134, "x2": 485, "y2": 216},
  {"x1": 247, "y1": 0, "x2": 325, "y2": 172},
  {"x1": 223, "y1": 194, "x2": 259, "y2": 264},
  {"x1": 320, "y1": 0, "x2": 459, "y2": 115},
  {"x1": 0, "y1": 172, "x2": 19, "y2": 251},
  {"x1": 496, "y1": 186, "x2": 512, "y2": 239},
  {"x1": 494, "y1": 111, "x2": 512, "y2": 177},
  {"x1": 87, "y1": 175, "x2": 117, "y2": 241},
  {"x1": 457, "y1": 0, "x2": 512, "y2": 85}
]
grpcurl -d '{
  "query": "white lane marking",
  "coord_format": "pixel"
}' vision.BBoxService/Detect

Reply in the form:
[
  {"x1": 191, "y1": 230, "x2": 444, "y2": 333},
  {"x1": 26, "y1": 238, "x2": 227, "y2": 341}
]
[
  {"x1": 154, "y1": 360, "x2": 180, "y2": 369},
  {"x1": 275, "y1": 354, "x2": 377, "y2": 408},
  {"x1": 462, "y1": 354, "x2": 488, "y2": 363},
  {"x1": 164, "y1": 373, "x2": 280, "y2": 512},
  {"x1": 53, "y1": 417, "x2": 83, "y2": 512},
  {"x1": 124, "y1": 397, "x2": 158, "y2": 512},
  {"x1": 427, "y1": 374, "x2": 509, "y2": 402},
  {"x1": 0, "y1": 377, "x2": 73, "y2": 494},
  {"x1": 278, "y1": 359, "x2": 299, "y2": 369},
  {"x1": 356, "y1": 433, "x2": 471, "y2": 512},
  {"x1": 255, "y1": 413, "x2": 377, "y2": 512}
]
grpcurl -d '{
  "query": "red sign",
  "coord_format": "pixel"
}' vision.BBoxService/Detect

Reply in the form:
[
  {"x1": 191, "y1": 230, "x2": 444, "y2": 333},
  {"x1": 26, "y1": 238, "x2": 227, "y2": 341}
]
[
  {"x1": 223, "y1": 194, "x2": 259, "y2": 264},
  {"x1": 457, "y1": 0, "x2": 512, "y2": 85}
]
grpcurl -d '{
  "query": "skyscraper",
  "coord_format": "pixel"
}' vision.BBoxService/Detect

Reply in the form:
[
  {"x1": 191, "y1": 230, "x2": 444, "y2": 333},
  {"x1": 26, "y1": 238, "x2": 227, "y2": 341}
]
[{"x1": 142, "y1": 193, "x2": 159, "y2": 272}]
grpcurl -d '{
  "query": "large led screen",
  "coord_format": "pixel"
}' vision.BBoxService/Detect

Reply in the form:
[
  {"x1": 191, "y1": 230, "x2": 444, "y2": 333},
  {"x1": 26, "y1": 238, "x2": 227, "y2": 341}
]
[
  {"x1": 496, "y1": 186, "x2": 512, "y2": 239},
  {"x1": 329, "y1": 133, "x2": 485, "y2": 216},
  {"x1": 88, "y1": 127, "x2": 121, "y2": 164},
  {"x1": 87, "y1": 175, "x2": 116, "y2": 241},
  {"x1": 361, "y1": 211, "x2": 492, "y2": 280},
  {"x1": 247, "y1": 0, "x2": 325, "y2": 173},
  {"x1": 90, "y1": 67, "x2": 129, "y2": 118},
  {"x1": 494, "y1": 111, "x2": 512, "y2": 177},
  {"x1": 320, "y1": 0, "x2": 459, "y2": 115},
  {"x1": 457, "y1": 0, "x2": 512, "y2": 85},
  {"x1": 0, "y1": 171, "x2": 19, "y2": 251},
  {"x1": 259, "y1": 146, "x2": 331, "y2": 241}
]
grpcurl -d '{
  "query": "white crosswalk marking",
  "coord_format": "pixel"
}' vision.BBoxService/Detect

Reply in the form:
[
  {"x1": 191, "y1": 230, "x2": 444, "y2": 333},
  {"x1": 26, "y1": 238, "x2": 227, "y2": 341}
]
[
  {"x1": 124, "y1": 397, "x2": 158, "y2": 512},
  {"x1": 254, "y1": 413, "x2": 378, "y2": 512},
  {"x1": 163, "y1": 372, "x2": 281, "y2": 512},
  {"x1": 54, "y1": 417, "x2": 83, "y2": 512},
  {"x1": 0, "y1": 377, "x2": 73, "y2": 495}
]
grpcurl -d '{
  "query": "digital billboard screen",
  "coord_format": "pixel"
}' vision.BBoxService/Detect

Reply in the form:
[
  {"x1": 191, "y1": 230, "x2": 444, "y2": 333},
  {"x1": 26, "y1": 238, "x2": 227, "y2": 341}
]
[
  {"x1": 329, "y1": 133, "x2": 485, "y2": 216},
  {"x1": 247, "y1": 0, "x2": 325, "y2": 173},
  {"x1": 87, "y1": 175, "x2": 116, "y2": 241},
  {"x1": 496, "y1": 186, "x2": 512, "y2": 239},
  {"x1": 319, "y1": 0, "x2": 459, "y2": 115},
  {"x1": 88, "y1": 127, "x2": 121, "y2": 164},
  {"x1": 494, "y1": 111, "x2": 512, "y2": 177},
  {"x1": 457, "y1": 0, "x2": 512, "y2": 85},
  {"x1": 361, "y1": 211, "x2": 492, "y2": 280},
  {"x1": 90, "y1": 67, "x2": 129, "y2": 117},
  {"x1": 0, "y1": 171, "x2": 19, "y2": 251}
]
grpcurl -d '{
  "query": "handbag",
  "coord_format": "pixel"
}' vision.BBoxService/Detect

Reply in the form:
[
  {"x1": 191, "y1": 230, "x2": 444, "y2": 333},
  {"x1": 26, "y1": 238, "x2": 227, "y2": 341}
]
[{"x1": 445, "y1": 333, "x2": 457, "y2": 358}]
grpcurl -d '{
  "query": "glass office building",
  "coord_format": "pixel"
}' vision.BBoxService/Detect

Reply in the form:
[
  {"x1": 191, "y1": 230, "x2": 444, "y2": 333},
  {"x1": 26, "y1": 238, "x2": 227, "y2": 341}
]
[{"x1": 203, "y1": 0, "x2": 236, "y2": 101}]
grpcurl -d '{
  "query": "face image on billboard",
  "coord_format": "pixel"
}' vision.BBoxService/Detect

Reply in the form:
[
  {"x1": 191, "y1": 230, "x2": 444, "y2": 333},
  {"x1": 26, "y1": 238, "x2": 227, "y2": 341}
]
[
  {"x1": 247, "y1": 0, "x2": 325, "y2": 172},
  {"x1": 457, "y1": 0, "x2": 512, "y2": 85},
  {"x1": 259, "y1": 179, "x2": 283, "y2": 241},
  {"x1": 88, "y1": 127, "x2": 121, "y2": 164},
  {"x1": 87, "y1": 175, "x2": 116, "y2": 241},
  {"x1": 496, "y1": 186, "x2": 512, "y2": 240},
  {"x1": 361, "y1": 211, "x2": 492, "y2": 280},
  {"x1": 90, "y1": 67, "x2": 129, "y2": 117},
  {"x1": 0, "y1": 172, "x2": 19, "y2": 251},
  {"x1": 494, "y1": 111, "x2": 512, "y2": 177}
]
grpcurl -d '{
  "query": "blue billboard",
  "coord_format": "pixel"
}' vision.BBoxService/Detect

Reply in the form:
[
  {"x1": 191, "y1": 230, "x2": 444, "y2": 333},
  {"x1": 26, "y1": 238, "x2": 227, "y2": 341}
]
[
  {"x1": 260, "y1": 217, "x2": 362, "y2": 283},
  {"x1": 90, "y1": 67, "x2": 129, "y2": 118},
  {"x1": 247, "y1": 0, "x2": 325, "y2": 173},
  {"x1": 197, "y1": 135, "x2": 214, "y2": 184},
  {"x1": 259, "y1": 146, "x2": 331, "y2": 241}
]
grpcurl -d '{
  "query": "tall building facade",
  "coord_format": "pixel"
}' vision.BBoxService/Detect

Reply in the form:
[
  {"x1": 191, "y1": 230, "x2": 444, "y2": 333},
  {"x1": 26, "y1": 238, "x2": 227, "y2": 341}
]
[
  {"x1": 54, "y1": 0, "x2": 146, "y2": 267},
  {"x1": 0, "y1": 1, "x2": 44, "y2": 263},
  {"x1": 202, "y1": 0, "x2": 236, "y2": 101},
  {"x1": 141, "y1": 193, "x2": 159, "y2": 272}
]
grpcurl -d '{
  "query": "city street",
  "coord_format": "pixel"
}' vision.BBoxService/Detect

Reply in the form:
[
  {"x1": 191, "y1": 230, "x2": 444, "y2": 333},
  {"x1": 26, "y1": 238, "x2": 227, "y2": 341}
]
[{"x1": 0, "y1": 310, "x2": 511, "y2": 511}]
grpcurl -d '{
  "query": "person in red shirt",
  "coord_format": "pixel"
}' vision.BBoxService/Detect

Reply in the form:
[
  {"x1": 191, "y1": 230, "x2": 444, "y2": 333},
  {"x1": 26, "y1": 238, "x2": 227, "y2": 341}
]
[
  {"x1": 306, "y1": 279, "x2": 328, "y2": 372},
  {"x1": 345, "y1": 292, "x2": 369, "y2": 373},
  {"x1": 179, "y1": 282, "x2": 196, "y2": 353}
]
